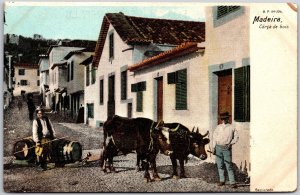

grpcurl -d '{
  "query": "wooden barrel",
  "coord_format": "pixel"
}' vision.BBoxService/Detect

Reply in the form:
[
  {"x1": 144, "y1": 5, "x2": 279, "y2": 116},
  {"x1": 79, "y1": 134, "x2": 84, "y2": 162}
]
[
  {"x1": 51, "y1": 139, "x2": 82, "y2": 164},
  {"x1": 13, "y1": 137, "x2": 36, "y2": 162}
]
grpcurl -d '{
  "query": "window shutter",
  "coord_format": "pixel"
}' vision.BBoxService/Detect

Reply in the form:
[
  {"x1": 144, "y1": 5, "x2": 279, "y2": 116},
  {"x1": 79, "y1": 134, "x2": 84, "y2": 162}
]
[
  {"x1": 234, "y1": 66, "x2": 250, "y2": 122},
  {"x1": 86, "y1": 65, "x2": 90, "y2": 86},
  {"x1": 217, "y1": 6, "x2": 241, "y2": 19},
  {"x1": 121, "y1": 71, "x2": 127, "y2": 100},
  {"x1": 92, "y1": 68, "x2": 96, "y2": 84},
  {"x1": 71, "y1": 61, "x2": 74, "y2": 80},
  {"x1": 176, "y1": 69, "x2": 187, "y2": 110},
  {"x1": 67, "y1": 64, "x2": 70, "y2": 82},
  {"x1": 138, "y1": 81, "x2": 146, "y2": 91},
  {"x1": 136, "y1": 91, "x2": 143, "y2": 112},
  {"x1": 167, "y1": 72, "x2": 177, "y2": 84},
  {"x1": 100, "y1": 79, "x2": 104, "y2": 104},
  {"x1": 109, "y1": 33, "x2": 114, "y2": 59},
  {"x1": 131, "y1": 83, "x2": 138, "y2": 92}
]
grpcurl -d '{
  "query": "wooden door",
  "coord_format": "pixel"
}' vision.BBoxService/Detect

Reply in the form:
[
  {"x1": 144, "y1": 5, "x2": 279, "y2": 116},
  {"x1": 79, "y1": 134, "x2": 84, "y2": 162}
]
[
  {"x1": 107, "y1": 75, "x2": 115, "y2": 118},
  {"x1": 157, "y1": 77, "x2": 163, "y2": 122},
  {"x1": 218, "y1": 73, "x2": 232, "y2": 124}
]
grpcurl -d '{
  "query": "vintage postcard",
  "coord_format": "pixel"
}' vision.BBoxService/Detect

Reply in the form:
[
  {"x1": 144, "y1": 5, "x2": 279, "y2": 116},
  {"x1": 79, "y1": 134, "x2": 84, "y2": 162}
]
[{"x1": 2, "y1": 2, "x2": 297, "y2": 192}]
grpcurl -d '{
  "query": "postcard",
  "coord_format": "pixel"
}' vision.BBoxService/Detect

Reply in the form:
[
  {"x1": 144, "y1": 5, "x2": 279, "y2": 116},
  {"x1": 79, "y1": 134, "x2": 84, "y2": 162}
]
[{"x1": 2, "y1": 2, "x2": 297, "y2": 192}]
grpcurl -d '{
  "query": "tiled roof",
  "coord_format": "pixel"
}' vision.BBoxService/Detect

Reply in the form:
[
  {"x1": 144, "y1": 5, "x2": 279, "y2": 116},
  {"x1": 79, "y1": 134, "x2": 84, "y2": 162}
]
[
  {"x1": 47, "y1": 40, "x2": 96, "y2": 55},
  {"x1": 14, "y1": 63, "x2": 39, "y2": 69},
  {"x1": 128, "y1": 42, "x2": 204, "y2": 72},
  {"x1": 92, "y1": 12, "x2": 205, "y2": 68}
]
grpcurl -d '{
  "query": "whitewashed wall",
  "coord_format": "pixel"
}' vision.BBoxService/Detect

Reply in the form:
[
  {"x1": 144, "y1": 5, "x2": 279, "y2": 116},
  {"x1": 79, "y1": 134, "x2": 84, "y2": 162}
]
[
  {"x1": 14, "y1": 67, "x2": 40, "y2": 95},
  {"x1": 204, "y1": 6, "x2": 250, "y2": 167},
  {"x1": 131, "y1": 53, "x2": 209, "y2": 133}
]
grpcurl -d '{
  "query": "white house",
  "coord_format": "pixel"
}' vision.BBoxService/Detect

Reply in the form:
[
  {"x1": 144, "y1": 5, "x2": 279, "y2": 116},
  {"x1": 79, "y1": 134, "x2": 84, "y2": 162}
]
[
  {"x1": 204, "y1": 6, "x2": 250, "y2": 171},
  {"x1": 62, "y1": 49, "x2": 94, "y2": 120},
  {"x1": 13, "y1": 63, "x2": 40, "y2": 96},
  {"x1": 38, "y1": 55, "x2": 50, "y2": 108},
  {"x1": 85, "y1": 12, "x2": 205, "y2": 127},
  {"x1": 47, "y1": 40, "x2": 96, "y2": 112}
]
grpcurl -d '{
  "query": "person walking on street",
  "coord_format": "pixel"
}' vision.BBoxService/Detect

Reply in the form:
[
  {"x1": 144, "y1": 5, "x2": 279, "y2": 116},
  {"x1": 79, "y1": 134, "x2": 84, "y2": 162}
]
[
  {"x1": 27, "y1": 93, "x2": 36, "y2": 120},
  {"x1": 17, "y1": 99, "x2": 23, "y2": 110},
  {"x1": 32, "y1": 107, "x2": 56, "y2": 171},
  {"x1": 212, "y1": 112, "x2": 239, "y2": 188}
]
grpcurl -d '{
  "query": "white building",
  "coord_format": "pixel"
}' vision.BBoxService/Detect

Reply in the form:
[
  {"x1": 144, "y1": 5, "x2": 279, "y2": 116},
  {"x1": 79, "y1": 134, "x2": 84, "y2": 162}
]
[
  {"x1": 85, "y1": 12, "x2": 205, "y2": 127},
  {"x1": 13, "y1": 63, "x2": 40, "y2": 96},
  {"x1": 63, "y1": 50, "x2": 94, "y2": 120},
  {"x1": 204, "y1": 6, "x2": 250, "y2": 170},
  {"x1": 38, "y1": 55, "x2": 50, "y2": 108}
]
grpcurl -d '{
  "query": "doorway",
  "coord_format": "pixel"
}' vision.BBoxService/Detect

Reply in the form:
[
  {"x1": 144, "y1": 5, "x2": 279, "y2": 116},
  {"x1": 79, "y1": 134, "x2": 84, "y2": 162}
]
[
  {"x1": 156, "y1": 77, "x2": 163, "y2": 122},
  {"x1": 217, "y1": 70, "x2": 232, "y2": 124}
]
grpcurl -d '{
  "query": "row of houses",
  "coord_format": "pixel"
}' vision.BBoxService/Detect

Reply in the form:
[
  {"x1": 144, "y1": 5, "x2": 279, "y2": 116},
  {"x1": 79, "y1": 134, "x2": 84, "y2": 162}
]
[{"x1": 33, "y1": 6, "x2": 250, "y2": 169}]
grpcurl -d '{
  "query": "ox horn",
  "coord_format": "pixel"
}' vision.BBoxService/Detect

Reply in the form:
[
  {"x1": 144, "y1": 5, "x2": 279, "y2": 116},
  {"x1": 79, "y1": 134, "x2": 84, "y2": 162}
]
[
  {"x1": 172, "y1": 124, "x2": 180, "y2": 132},
  {"x1": 196, "y1": 127, "x2": 199, "y2": 134},
  {"x1": 202, "y1": 130, "x2": 209, "y2": 137},
  {"x1": 192, "y1": 126, "x2": 195, "y2": 132}
]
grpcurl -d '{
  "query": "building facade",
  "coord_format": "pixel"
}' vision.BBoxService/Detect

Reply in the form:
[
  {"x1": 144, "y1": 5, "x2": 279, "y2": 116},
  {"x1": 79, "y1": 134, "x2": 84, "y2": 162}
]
[
  {"x1": 86, "y1": 12, "x2": 205, "y2": 127},
  {"x1": 13, "y1": 63, "x2": 40, "y2": 96}
]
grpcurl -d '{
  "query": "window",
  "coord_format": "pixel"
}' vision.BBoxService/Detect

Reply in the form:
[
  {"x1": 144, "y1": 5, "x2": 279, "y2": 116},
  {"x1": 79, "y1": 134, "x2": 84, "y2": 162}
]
[
  {"x1": 37, "y1": 80, "x2": 40, "y2": 86},
  {"x1": 168, "y1": 69, "x2": 188, "y2": 110},
  {"x1": 176, "y1": 69, "x2": 187, "y2": 110},
  {"x1": 67, "y1": 63, "x2": 70, "y2": 82},
  {"x1": 37, "y1": 69, "x2": 40, "y2": 76},
  {"x1": 20, "y1": 80, "x2": 27, "y2": 86},
  {"x1": 131, "y1": 81, "x2": 146, "y2": 112},
  {"x1": 109, "y1": 33, "x2": 114, "y2": 59},
  {"x1": 91, "y1": 66, "x2": 96, "y2": 84},
  {"x1": 86, "y1": 65, "x2": 90, "y2": 86},
  {"x1": 234, "y1": 65, "x2": 250, "y2": 122},
  {"x1": 121, "y1": 71, "x2": 127, "y2": 100},
  {"x1": 87, "y1": 103, "x2": 94, "y2": 118},
  {"x1": 70, "y1": 61, "x2": 74, "y2": 80},
  {"x1": 100, "y1": 79, "x2": 104, "y2": 104},
  {"x1": 19, "y1": 69, "x2": 25, "y2": 75},
  {"x1": 217, "y1": 6, "x2": 241, "y2": 19}
]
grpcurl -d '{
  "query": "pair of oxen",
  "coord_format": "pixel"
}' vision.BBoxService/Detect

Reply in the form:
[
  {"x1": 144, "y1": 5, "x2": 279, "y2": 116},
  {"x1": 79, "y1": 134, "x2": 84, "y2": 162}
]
[{"x1": 99, "y1": 115, "x2": 210, "y2": 182}]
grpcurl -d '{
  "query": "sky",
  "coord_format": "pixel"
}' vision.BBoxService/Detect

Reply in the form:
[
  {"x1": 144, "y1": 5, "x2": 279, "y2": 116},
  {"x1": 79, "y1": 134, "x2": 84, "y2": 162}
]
[{"x1": 4, "y1": 2, "x2": 205, "y2": 41}]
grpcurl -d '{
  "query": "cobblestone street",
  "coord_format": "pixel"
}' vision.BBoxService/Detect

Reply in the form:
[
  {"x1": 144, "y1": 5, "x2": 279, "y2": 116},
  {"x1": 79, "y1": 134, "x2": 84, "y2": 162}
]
[{"x1": 3, "y1": 97, "x2": 250, "y2": 192}]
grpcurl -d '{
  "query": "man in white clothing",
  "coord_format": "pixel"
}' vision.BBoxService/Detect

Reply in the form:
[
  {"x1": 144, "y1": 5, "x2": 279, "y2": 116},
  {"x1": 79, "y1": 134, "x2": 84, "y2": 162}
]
[
  {"x1": 32, "y1": 107, "x2": 56, "y2": 171},
  {"x1": 212, "y1": 112, "x2": 239, "y2": 188}
]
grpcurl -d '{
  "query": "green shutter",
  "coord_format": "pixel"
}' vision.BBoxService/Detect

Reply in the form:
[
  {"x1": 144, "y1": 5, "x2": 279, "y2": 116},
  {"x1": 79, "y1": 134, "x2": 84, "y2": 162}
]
[
  {"x1": 86, "y1": 65, "x2": 90, "y2": 86},
  {"x1": 234, "y1": 66, "x2": 250, "y2": 122},
  {"x1": 176, "y1": 69, "x2": 187, "y2": 110},
  {"x1": 100, "y1": 79, "x2": 104, "y2": 104},
  {"x1": 121, "y1": 71, "x2": 127, "y2": 100},
  {"x1": 138, "y1": 81, "x2": 146, "y2": 91},
  {"x1": 167, "y1": 72, "x2": 177, "y2": 84},
  {"x1": 87, "y1": 103, "x2": 94, "y2": 118},
  {"x1": 131, "y1": 83, "x2": 138, "y2": 92},
  {"x1": 136, "y1": 91, "x2": 143, "y2": 112}
]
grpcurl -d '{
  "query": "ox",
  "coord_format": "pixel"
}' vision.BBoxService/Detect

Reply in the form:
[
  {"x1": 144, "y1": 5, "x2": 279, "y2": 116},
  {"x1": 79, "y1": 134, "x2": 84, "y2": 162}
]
[
  {"x1": 99, "y1": 115, "x2": 161, "y2": 182},
  {"x1": 154, "y1": 122, "x2": 210, "y2": 179}
]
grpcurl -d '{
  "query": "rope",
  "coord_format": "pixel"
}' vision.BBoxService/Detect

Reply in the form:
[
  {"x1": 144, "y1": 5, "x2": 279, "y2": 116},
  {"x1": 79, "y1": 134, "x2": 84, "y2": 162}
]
[{"x1": 14, "y1": 136, "x2": 68, "y2": 154}]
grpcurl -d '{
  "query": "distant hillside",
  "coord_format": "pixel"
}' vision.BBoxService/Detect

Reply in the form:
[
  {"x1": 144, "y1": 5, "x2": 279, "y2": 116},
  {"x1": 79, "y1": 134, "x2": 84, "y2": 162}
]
[{"x1": 4, "y1": 35, "x2": 57, "y2": 65}]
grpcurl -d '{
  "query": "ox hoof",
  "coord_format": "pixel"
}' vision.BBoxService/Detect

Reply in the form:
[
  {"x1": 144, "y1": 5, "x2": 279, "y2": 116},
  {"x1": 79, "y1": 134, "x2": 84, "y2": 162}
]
[
  {"x1": 144, "y1": 178, "x2": 152, "y2": 183},
  {"x1": 135, "y1": 166, "x2": 141, "y2": 172},
  {"x1": 172, "y1": 175, "x2": 180, "y2": 180}
]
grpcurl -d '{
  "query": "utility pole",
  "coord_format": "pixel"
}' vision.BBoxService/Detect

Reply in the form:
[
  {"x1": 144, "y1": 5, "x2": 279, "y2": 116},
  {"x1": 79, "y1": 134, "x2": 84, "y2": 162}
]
[{"x1": 7, "y1": 55, "x2": 13, "y2": 90}]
